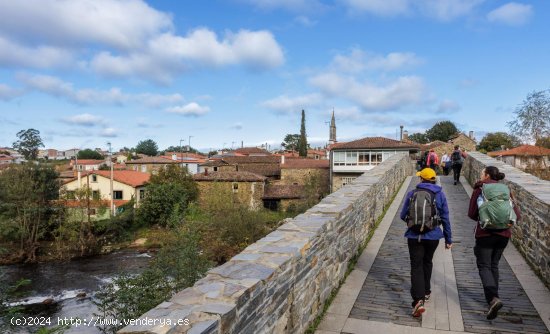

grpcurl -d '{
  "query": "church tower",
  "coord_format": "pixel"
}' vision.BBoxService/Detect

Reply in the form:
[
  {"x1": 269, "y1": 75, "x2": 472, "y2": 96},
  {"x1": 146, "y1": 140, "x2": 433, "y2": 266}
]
[{"x1": 329, "y1": 109, "x2": 337, "y2": 145}]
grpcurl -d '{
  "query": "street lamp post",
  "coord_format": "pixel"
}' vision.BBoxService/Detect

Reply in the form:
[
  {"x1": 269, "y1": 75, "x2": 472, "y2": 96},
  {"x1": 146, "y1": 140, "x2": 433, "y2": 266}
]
[
  {"x1": 187, "y1": 135, "x2": 193, "y2": 158},
  {"x1": 107, "y1": 142, "x2": 114, "y2": 216}
]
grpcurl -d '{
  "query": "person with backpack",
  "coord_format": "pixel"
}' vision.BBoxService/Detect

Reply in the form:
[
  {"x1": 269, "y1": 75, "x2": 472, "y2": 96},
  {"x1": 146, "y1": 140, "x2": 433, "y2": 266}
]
[
  {"x1": 450, "y1": 145, "x2": 466, "y2": 185},
  {"x1": 441, "y1": 151, "x2": 451, "y2": 175},
  {"x1": 400, "y1": 168, "x2": 452, "y2": 318},
  {"x1": 468, "y1": 166, "x2": 521, "y2": 320},
  {"x1": 426, "y1": 149, "x2": 439, "y2": 171}
]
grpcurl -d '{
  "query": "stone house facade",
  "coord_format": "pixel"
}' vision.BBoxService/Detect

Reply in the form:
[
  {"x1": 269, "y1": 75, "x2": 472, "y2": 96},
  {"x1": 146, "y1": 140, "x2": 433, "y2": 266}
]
[{"x1": 125, "y1": 156, "x2": 178, "y2": 174}]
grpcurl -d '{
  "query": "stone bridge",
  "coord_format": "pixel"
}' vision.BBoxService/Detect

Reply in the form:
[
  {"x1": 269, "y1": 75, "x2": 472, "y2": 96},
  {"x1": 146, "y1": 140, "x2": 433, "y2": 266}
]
[{"x1": 120, "y1": 152, "x2": 550, "y2": 334}]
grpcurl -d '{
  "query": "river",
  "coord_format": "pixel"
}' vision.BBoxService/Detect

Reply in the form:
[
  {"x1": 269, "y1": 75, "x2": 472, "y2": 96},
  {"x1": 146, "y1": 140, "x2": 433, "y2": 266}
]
[{"x1": 1, "y1": 249, "x2": 153, "y2": 333}]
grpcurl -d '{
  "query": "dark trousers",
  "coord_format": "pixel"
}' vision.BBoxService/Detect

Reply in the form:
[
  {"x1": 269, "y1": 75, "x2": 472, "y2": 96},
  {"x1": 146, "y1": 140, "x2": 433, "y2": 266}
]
[
  {"x1": 452, "y1": 163, "x2": 462, "y2": 183},
  {"x1": 474, "y1": 235, "x2": 509, "y2": 304},
  {"x1": 408, "y1": 238, "x2": 439, "y2": 306}
]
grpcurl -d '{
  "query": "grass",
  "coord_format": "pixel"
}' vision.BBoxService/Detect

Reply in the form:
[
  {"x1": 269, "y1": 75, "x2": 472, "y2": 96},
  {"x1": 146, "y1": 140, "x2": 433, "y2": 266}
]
[{"x1": 305, "y1": 177, "x2": 406, "y2": 334}]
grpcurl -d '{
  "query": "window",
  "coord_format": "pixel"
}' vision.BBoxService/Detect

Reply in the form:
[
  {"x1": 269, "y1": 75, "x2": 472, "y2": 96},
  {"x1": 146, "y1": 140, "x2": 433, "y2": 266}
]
[
  {"x1": 113, "y1": 191, "x2": 123, "y2": 200},
  {"x1": 345, "y1": 152, "x2": 358, "y2": 166},
  {"x1": 371, "y1": 153, "x2": 383, "y2": 165},
  {"x1": 333, "y1": 152, "x2": 346, "y2": 166},
  {"x1": 342, "y1": 177, "x2": 356, "y2": 186},
  {"x1": 141, "y1": 165, "x2": 147, "y2": 172},
  {"x1": 213, "y1": 167, "x2": 218, "y2": 171},
  {"x1": 91, "y1": 175, "x2": 97, "y2": 182},
  {"x1": 232, "y1": 182, "x2": 239, "y2": 193},
  {"x1": 139, "y1": 189, "x2": 145, "y2": 199},
  {"x1": 92, "y1": 190, "x2": 100, "y2": 200},
  {"x1": 358, "y1": 152, "x2": 370, "y2": 165},
  {"x1": 88, "y1": 208, "x2": 97, "y2": 215}
]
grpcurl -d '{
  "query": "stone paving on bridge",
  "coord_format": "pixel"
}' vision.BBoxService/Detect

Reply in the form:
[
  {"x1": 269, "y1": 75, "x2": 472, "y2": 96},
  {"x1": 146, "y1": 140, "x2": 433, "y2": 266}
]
[{"x1": 317, "y1": 175, "x2": 550, "y2": 334}]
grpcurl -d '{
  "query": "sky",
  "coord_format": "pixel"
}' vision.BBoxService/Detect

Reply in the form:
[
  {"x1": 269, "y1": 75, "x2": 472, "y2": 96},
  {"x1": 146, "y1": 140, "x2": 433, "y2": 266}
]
[{"x1": 1, "y1": 0, "x2": 549, "y2": 152}]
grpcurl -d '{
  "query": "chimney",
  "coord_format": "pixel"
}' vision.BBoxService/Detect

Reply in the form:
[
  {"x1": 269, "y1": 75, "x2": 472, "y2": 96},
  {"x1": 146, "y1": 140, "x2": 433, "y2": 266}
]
[
  {"x1": 400, "y1": 125, "x2": 404, "y2": 141},
  {"x1": 204, "y1": 168, "x2": 208, "y2": 176},
  {"x1": 469, "y1": 131, "x2": 474, "y2": 140},
  {"x1": 403, "y1": 130, "x2": 409, "y2": 141},
  {"x1": 281, "y1": 155, "x2": 285, "y2": 165},
  {"x1": 241, "y1": 141, "x2": 244, "y2": 148}
]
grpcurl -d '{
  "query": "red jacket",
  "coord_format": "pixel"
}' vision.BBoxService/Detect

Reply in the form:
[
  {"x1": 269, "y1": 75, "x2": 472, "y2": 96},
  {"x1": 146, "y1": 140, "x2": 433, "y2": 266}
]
[
  {"x1": 427, "y1": 152, "x2": 439, "y2": 165},
  {"x1": 467, "y1": 179, "x2": 520, "y2": 238}
]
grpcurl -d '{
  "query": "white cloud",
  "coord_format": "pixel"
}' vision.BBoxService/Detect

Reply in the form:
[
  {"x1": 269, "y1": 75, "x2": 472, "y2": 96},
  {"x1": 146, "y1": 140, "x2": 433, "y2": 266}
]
[
  {"x1": 487, "y1": 2, "x2": 533, "y2": 26},
  {"x1": 331, "y1": 49, "x2": 421, "y2": 73},
  {"x1": 435, "y1": 99, "x2": 460, "y2": 113},
  {"x1": 16, "y1": 73, "x2": 185, "y2": 107},
  {"x1": 310, "y1": 73, "x2": 427, "y2": 111},
  {"x1": 166, "y1": 102, "x2": 210, "y2": 116},
  {"x1": 90, "y1": 29, "x2": 285, "y2": 83},
  {"x1": 62, "y1": 113, "x2": 105, "y2": 127},
  {"x1": 260, "y1": 93, "x2": 323, "y2": 114},
  {"x1": 341, "y1": 0, "x2": 485, "y2": 20},
  {"x1": 100, "y1": 127, "x2": 118, "y2": 138},
  {"x1": 0, "y1": 0, "x2": 172, "y2": 50},
  {"x1": 0, "y1": 83, "x2": 24, "y2": 101},
  {"x1": 0, "y1": 36, "x2": 74, "y2": 69}
]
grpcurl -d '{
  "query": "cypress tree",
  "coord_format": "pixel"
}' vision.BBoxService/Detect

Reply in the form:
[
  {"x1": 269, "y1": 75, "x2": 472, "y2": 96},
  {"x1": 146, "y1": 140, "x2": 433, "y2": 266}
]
[{"x1": 298, "y1": 109, "x2": 308, "y2": 157}]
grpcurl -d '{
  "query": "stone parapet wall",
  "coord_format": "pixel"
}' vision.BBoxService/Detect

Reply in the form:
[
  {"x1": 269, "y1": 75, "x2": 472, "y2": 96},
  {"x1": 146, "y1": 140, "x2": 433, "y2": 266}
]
[
  {"x1": 462, "y1": 152, "x2": 550, "y2": 287},
  {"x1": 119, "y1": 153, "x2": 413, "y2": 334}
]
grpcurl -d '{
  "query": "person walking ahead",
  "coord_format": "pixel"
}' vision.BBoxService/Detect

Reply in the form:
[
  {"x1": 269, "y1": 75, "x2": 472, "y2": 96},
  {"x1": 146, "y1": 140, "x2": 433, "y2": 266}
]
[
  {"x1": 451, "y1": 145, "x2": 466, "y2": 185},
  {"x1": 468, "y1": 166, "x2": 520, "y2": 320},
  {"x1": 401, "y1": 168, "x2": 452, "y2": 317}
]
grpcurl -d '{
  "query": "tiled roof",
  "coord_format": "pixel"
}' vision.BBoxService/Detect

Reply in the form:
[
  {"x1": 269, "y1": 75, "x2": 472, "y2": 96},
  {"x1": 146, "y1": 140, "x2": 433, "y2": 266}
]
[
  {"x1": 165, "y1": 152, "x2": 207, "y2": 160},
  {"x1": 262, "y1": 184, "x2": 304, "y2": 199},
  {"x1": 74, "y1": 159, "x2": 105, "y2": 165},
  {"x1": 330, "y1": 137, "x2": 420, "y2": 150},
  {"x1": 488, "y1": 145, "x2": 550, "y2": 157},
  {"x1": 200, "y1": 160, "x2": 229, "y2": 167},
  {"x1": 125, "y1": 156, "x2": 178, "y2": 164},
  {"x1": 193, "y1": 171, "x2": 266, "y2": 182},
  {"x1": 222, "y1": 156, "x2": 281, "y2": 164},
  {"x1": 160, "y1": 155, "x2": 206, "y2": 163},
  {"x1": 281, "y1": 159, "x2": 329, "y2": 169},
  {"x1": 234, "y1": 147, "x2": 271, "y2": 155},
  {"x1": 65, "y1": 170, "x2": 150, "y2": 187}
]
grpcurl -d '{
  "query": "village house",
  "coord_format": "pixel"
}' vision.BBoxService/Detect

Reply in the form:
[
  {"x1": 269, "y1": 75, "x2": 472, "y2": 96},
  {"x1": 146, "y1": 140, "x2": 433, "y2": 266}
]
[
  {"x1": 329, "y1": 137, "x2": 419, "y2": 191},
  {"x1": 162, "y1": 153, "x2": 207, "y2": 175},
  {"x1": 262, "y1": 158, "x2": 330, "y2": 211},
  {"x1": 199, "y1": 155, "x2": 281, "y2": 180},
  {"x1": 0, "y1": 154, "x2": 16, "y2": 165},
  {"x1": 193, "y1": 170, "x2": 266, "y2": 210},
  {"x1": 488, "y1": 145, "x2": 550, "y2": 172},
  {"x1": 125, "y1": 156, "x2": 178, "y2": 174},
  {"x1": 63, "y1": 170, "x2": 150, "y2": 209},
  {"x1": 71, "y1": 159, "x2": 106, "y2": 171},
  {"x1": 38, "y1": 149, "x2": 59, "y2": 160}
]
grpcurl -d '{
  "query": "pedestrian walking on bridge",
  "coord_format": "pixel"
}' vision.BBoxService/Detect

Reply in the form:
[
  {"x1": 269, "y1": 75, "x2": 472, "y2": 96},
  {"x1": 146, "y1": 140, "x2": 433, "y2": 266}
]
[{"x1": 401, "y1": 168, "x2": 453, "y2": 318}]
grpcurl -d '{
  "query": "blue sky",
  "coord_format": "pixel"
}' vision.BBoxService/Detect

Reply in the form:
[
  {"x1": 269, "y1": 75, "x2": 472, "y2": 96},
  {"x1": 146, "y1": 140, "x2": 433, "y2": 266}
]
[{"x1": 0, "y1": 0, "x2": 548, "y2": 152}]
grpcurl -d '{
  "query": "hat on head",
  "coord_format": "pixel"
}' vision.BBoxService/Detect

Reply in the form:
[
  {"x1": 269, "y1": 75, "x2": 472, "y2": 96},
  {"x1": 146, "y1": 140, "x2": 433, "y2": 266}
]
[{"x1": 416, "y1": 168, "x2": 436, "y2": 181}]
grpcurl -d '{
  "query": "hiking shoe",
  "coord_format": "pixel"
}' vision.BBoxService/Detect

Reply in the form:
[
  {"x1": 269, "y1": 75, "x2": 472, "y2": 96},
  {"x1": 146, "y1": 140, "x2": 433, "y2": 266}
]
[
  {"x1": 454, "y1": 181, "x2": 457, "y2": 185},
  {"x1": 487, "y1": 298, "x2": 503, "y2": 320},
  {"x1": 412, "y1": 300, "x2": 425, "y2": 317},
  {"x1": 424, "y1": 293, "x2": 431, "y2": 302}
]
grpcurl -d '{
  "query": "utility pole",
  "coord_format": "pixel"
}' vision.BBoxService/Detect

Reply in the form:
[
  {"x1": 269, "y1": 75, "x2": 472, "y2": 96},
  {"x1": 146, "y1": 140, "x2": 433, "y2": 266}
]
[{"x1": 107, "y1": 142, "x2": 114, "y2": 216}]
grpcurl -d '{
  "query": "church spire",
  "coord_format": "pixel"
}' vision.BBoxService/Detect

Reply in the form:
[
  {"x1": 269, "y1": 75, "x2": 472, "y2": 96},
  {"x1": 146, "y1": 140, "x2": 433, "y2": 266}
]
[{"x1": 329, "y1": 108, "x2": 337, "y2": 145}]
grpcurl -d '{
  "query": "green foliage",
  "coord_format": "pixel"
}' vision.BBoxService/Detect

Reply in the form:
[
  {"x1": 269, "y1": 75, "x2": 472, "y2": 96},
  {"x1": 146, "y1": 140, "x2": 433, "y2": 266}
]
[
  {"x1": 0, "y1": 163, "x2": 60, "y2": 262},
  {"x1": 164, "y1": 145, "x2": 201, "y2": 154},
  {"x1": 536, "y1": 136, "x2": 550, "y2": 149},
  {"x1": 77, "y1": 149, "x2": 103, "y2": 160},
  {"x1": 0, "y1": 277, "x2": 31, "y2": 332},
  {"x1": 408, "y1": 132, "x2": 429, "y2": 144},
  {"x1": 137, "y1": 165, "x2": 197, "y2": 227},
  {"x1": 478, "y1": 132, "x2": 521, "y2": 152},
  {"x1": 508, "y1": 90, "x2": 550, "y2": 143},
  {"x1": 135, "y1": 139, "x2": 158, "y2": 156},
  {"x1": 425, "y1": 121, "x2": 459, "y2": 142},
  {"x1": 298, "y1": 110, "x2": 308, "y2": 157},
  {"x1": 98, "y1": 164, "x2": 110, "y2": 170},
  {"x1": 12, "y1": 128, "x2": 44, "y2": 160},
  {"x1": 94, "y1": 228, "x2": 211, "y2": 334},
  {"x1": 282, "y1": 134, "x2": 300, "y2": 151}
]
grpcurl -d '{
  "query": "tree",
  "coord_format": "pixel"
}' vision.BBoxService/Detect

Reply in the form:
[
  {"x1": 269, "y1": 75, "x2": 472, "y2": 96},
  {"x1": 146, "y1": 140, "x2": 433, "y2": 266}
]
[
  {"x1": 12, "y1": 129, "x2": 44, "y2": 160},
  {"x1": 0, "y1": 164, "x2": 60, "y2": 262},
  {"x1": 77, "y1": 148, "x2": 104, "y2": 160},
  {"x1": 508, "y1": 90, "x2": 550, "y2": 144},
  {"x1": 298, "y1": 109, "x2": 308, "y2": 157},
  {"x1": 135, "y1": 139, "x2": 158, "y2": 156},
  {"x1": 478, "y1": 132, "x2": 521, "y2": 152},
  {"x1": 408, "y1": 132, "x2": 429, "y2": 144},
  {"x1": 425, "y1": 121, "x2": 459, "y2": 142},
  {"x1": 536, "y1": 137, "x2": 550, "y2": 149},
  {"x1": 137, "y1": 165, "x2": 198, "y2": 227},
  {"x1": 281, "y1": 134, "x2": 300, "y2": 151}
]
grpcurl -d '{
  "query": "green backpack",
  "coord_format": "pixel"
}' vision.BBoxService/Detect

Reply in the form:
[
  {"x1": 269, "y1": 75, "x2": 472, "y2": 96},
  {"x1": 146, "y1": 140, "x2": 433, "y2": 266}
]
[{"x1": 478, "y1": 183, "x2": 517, "y2": 230}]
